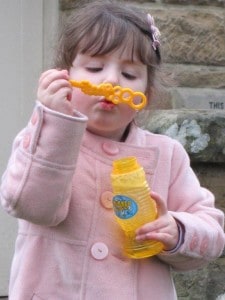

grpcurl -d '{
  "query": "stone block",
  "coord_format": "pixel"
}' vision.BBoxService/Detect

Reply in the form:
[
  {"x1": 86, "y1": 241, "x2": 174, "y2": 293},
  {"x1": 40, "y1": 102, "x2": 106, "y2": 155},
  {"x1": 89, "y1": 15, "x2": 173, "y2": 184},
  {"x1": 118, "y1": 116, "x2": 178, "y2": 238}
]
[
  {"x1": 173, "y1": 257, "x2": 225, "y2": 300},
  {"x1": 170, "y1": 88, "x2": 225, "y2": 110},
  {"x1": 145, "y1": 109, "x2": 225, "y2": 162},
  {"x1": 162, "y1": 0, "x2": 225, "y2": 7},
  {"x1": 60, "y1": 0, "x2": 156, "y2": 10},
  {"x1": 60, "y1": 0, "x2": 225, "y2": 7},
  {"x1": 60, "y1": 0, "x2": 92, "y2": 10},
  {"x1": 144, "y1": 6, "x2": 225, "y2": 66},
  {"x1": 166, "y1": 64, "x2": 225, "y2": 89},
  {"x1": 192, "y1": 163, "x2": 225, "y2": 211}
]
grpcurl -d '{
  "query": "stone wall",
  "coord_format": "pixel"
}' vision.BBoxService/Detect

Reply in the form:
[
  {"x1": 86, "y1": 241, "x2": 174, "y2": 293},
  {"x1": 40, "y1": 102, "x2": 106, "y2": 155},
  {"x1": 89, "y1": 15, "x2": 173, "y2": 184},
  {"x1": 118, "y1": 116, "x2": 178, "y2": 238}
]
[
  {"x1": 60, "y1": 0, "x2": 225, "y2": 299},
  {"x1": 146, "y1": 109, "x2": 225, "y2": 299}
]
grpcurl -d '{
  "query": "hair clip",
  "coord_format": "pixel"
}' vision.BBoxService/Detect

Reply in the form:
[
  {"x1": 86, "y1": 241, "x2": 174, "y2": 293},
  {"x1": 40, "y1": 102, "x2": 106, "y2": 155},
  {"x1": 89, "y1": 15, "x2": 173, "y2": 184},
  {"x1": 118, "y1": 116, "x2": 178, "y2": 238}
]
[{"x1": 147, "y1": 14, "x2": 161, "y2": 51}]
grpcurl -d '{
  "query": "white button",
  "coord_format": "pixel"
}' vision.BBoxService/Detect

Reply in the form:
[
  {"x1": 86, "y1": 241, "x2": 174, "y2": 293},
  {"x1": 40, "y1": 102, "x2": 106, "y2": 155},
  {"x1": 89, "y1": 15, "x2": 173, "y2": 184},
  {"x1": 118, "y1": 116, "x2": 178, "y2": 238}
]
[
  {"x1": 102, "y1": 142, "x2": 119, "y2": 155},
  {"x1": 91, "y1": 242, "x2": 109, "y2": 260},
  {"x1": 100, "y1": 191, "x2": 113, "y2": 209}
]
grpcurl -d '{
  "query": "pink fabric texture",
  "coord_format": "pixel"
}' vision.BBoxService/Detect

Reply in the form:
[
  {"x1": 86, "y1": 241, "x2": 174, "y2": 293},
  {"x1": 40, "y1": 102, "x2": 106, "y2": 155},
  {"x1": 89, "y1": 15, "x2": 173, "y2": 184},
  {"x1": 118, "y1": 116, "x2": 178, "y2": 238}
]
[{"x1": 1, "y1": 102, "x2": 224, "y2": 300}]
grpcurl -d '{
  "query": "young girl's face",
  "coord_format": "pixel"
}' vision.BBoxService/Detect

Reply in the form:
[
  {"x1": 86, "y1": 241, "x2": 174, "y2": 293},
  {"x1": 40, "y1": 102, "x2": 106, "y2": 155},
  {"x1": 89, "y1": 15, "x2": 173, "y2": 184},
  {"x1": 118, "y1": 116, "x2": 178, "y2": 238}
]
[{"x1": 69, "y1": 46, "x2": 148, "y2": 141}]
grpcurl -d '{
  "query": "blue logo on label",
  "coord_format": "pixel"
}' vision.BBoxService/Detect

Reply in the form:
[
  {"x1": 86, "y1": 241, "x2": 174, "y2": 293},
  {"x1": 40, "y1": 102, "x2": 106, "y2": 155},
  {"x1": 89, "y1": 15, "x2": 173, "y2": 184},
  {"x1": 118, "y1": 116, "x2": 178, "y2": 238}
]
[{"x1": 112, "y1": 195, "x2": 138, "y2": 219}]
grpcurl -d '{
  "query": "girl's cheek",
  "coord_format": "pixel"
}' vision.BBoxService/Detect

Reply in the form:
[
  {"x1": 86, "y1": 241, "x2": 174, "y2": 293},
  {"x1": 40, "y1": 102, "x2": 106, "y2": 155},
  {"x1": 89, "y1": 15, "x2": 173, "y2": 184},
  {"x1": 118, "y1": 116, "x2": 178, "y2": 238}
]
[{"x1": 70, "y1": 90, "x2": 87, "y2": 109}]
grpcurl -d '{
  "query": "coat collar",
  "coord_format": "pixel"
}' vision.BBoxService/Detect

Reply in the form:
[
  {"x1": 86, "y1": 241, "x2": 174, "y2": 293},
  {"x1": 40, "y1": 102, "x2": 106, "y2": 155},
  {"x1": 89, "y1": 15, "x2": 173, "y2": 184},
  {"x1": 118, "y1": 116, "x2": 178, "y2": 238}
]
[{"x1": 81, "y1": 124, "x2": 159, "y2": 179}]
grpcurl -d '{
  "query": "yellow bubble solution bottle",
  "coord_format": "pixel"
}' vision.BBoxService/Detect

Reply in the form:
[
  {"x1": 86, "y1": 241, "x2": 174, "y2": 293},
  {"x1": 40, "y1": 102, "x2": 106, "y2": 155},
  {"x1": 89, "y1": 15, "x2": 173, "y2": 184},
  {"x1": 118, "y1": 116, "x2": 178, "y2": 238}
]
[{"x1": 111, "y1": 156, "x2": 164, "y2": 259}]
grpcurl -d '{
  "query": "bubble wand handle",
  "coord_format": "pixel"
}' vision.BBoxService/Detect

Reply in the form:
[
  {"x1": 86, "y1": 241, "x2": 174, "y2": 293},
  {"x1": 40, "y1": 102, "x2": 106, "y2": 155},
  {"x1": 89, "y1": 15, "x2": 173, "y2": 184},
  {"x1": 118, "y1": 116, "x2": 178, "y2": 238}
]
[{"x1": 69, "y1": 80, "x2": 147, "y2": 111}]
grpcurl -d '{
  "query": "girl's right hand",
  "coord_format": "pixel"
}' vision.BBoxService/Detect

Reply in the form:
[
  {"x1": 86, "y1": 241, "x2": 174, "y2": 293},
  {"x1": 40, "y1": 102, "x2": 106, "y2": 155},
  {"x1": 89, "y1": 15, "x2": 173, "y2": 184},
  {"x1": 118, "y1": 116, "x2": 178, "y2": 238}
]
[{"x1": 37, "y1": 69, "x2": 73, "y2": 115}]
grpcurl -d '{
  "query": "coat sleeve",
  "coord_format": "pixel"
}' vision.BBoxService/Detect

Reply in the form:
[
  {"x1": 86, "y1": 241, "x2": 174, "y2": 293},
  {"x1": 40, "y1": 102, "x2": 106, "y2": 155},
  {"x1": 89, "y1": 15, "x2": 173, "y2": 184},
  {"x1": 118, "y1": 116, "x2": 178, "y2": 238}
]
[
  {"x1": 158, "y1": 140, "x2": 225, "y2": 271},
  {"x1": 0, "y1": 102, "x2": 87, "y2": 226}
]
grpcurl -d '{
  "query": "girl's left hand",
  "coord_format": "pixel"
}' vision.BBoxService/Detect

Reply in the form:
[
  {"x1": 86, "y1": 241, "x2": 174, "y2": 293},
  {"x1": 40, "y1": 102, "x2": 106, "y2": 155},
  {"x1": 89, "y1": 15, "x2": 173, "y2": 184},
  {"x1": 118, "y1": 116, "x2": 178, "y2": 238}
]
[{"x1": 135, "y1": 191, "x2": 179, "y2": 251}]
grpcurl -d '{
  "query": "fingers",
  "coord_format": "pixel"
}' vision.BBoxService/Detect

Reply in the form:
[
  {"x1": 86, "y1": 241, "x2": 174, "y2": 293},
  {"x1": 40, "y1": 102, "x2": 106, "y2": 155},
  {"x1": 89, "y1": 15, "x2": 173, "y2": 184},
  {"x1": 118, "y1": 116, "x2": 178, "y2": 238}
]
[
  {"x1": 135, "y1": 216, "x2": 179, "y2": 250},
  {"x1": 150, "y1": 191, "x2": 167, "y2": 217},
  {"x1": 38, "y1": 69, "x2": 70, "y2": 96},
  {"x1": 39, "y1": 69, "x2": 69, "y2": 90},
  {"x1": 135, "y1": 192, "x2": 167, "y2": 236},
  {"x1": 135, "y1": 191, "x2": 180, "y2": 250},
  {"x1": 136, "y1": 218, "x2": 164, "y2": 237},
  {"x1": 137, "y1": 222, "x2": 179, "y2": 251},
  {"x1": 37, "y1": 69, "x2": 73, "y2": 115}
]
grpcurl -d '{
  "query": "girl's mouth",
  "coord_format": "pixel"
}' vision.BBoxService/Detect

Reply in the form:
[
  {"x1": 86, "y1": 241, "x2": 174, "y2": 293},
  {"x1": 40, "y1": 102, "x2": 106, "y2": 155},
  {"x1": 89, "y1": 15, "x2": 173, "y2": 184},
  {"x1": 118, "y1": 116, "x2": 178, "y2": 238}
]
[{"x1": 99, "y1": 99, "x2": 116, "y2": 111}]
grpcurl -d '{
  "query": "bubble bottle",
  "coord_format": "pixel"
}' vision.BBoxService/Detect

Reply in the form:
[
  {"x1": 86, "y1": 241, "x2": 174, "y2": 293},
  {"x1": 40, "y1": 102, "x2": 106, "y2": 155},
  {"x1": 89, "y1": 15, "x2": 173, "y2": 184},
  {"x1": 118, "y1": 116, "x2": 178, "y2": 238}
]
[{"x1": 111, "y1": 156, "x2": 164, "y2": 259}]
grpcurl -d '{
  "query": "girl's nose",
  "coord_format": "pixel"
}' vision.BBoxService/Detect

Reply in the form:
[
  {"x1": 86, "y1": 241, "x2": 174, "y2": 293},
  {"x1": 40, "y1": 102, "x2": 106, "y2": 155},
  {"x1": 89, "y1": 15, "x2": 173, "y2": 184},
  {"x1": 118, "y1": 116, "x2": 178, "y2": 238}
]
[{"x1": 103, "y1": 68, "x2": 119, "y2": 86}]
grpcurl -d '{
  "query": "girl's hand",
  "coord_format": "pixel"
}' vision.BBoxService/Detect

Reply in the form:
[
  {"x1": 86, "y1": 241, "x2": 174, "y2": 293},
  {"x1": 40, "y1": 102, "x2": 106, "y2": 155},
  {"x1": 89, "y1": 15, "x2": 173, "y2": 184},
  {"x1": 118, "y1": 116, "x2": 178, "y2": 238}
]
[
  {"x1": 37, "y1": 69, "x2": 73, "y2": 115},
  {"x1": 135, "y1": 191, "x2": 179, "y2": 251}
]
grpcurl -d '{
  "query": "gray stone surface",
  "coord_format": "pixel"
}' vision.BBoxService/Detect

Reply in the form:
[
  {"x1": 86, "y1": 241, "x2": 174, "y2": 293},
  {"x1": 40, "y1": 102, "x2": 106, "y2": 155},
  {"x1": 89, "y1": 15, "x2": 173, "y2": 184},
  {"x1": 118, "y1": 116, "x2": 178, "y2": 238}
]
[
  {"x1": 170, "y1": 88, "x2": 225, "y2": 110},
  {"x1": 143, "y1": 6, "x2": 225, "y2": 66},
  {"x1": 192, "y1": 162, "x2": 225, "y2": 212},
  {"x1": 162, "y1": 0, "x2": 225, "y2": 6},
  {"x1": 60, "y1": 0, "x2": 225, "y2": 8},
  {"x1": 172, "y1": 255, "x2": 225, "y2": 300},
  {"x1": 145, "y1": 109, "x2": 225, "y2": 162},
  {"x1": 166, "y1": 64, "x2": 225, "y2": 89}
]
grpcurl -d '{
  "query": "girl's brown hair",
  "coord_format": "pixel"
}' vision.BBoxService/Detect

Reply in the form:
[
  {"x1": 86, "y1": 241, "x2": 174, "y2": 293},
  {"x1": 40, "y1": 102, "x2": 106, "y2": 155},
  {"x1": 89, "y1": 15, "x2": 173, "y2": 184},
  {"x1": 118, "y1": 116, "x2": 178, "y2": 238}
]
[{"x1": 53, "y1": 0, "x2": 164, "y2": 119}]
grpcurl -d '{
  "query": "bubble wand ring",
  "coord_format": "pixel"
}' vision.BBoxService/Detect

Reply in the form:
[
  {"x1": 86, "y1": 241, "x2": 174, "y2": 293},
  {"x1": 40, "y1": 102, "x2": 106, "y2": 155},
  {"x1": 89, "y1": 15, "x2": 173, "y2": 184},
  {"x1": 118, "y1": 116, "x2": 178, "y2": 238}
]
[{"x1": 69, "y1": 80, "x2": 147, "y2": 111}]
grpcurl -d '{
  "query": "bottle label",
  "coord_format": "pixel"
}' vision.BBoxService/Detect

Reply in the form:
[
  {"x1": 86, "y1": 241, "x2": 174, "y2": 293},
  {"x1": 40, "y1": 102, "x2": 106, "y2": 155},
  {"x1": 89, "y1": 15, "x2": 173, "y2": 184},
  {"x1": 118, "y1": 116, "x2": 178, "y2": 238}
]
[{"x1": 112, "y1": 195, "x2": 138, "y2": 219}]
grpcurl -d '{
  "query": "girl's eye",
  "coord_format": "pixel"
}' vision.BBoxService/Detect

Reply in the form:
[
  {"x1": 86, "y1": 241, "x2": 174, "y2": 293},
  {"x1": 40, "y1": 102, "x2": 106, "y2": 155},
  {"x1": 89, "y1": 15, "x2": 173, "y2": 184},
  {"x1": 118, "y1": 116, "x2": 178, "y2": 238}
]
[
  {"x1": 86, "y1": 67, "x2": 102, "y2": 73},
  {"x1": 122, "y1": 72, "x2": 136, "y2": 80}
]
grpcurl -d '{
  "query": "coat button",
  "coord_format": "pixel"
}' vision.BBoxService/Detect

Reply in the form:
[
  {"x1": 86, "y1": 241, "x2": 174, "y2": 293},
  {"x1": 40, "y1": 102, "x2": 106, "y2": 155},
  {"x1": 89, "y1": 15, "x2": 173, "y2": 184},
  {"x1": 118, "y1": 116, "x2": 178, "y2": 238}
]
[
  {"x1": 23, "y1": 133, "x2": 31, "y2": 149},
  {"x1": 91, "y1": 242, "x2": 109, "y2": 260},
  {"x1": 100, "y1": 191, "x2": 114, "y2": 209},
  {"x1": 102, "y1": 142, "x2": 119, "y2": 155}
]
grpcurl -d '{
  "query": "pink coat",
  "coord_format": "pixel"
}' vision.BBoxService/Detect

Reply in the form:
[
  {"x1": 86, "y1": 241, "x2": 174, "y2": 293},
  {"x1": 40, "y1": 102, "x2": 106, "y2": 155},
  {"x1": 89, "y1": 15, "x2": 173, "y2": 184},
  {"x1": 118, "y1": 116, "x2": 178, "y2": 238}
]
[{"x1": 1, "y1": 102, "x2": 224, "y2": 300}]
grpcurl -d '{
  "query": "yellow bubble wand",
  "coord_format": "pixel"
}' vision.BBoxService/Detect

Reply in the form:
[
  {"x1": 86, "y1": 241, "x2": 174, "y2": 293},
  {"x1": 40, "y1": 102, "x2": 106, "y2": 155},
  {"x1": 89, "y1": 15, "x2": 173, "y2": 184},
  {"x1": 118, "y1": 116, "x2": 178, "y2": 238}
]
[{"x1": 69, "y1": 80, "x2": 147, "y2": 111}]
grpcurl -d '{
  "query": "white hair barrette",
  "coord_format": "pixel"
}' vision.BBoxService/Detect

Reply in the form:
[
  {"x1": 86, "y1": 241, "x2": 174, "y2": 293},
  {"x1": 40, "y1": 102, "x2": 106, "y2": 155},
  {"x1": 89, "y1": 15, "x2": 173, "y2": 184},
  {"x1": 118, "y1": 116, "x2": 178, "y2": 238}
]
[{"x1": 147, "y1": 14, "x2": 161, "y2": 51}]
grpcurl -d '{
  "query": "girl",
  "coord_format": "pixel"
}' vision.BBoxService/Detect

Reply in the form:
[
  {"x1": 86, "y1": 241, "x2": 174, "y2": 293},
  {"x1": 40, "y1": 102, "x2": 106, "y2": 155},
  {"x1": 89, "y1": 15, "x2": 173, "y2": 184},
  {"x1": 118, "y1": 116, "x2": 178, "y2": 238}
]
[{"x1": 1, "y1": 1, "x2": 224, "y2": 299}]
